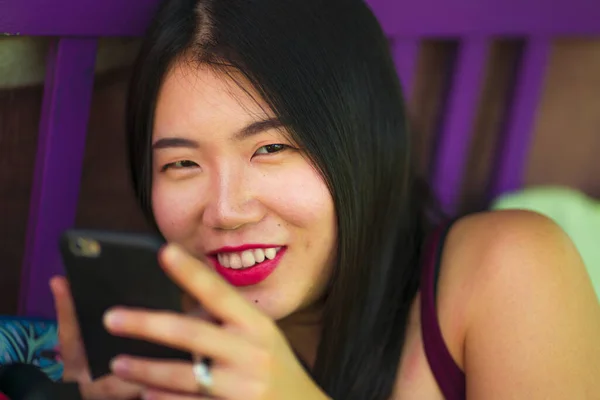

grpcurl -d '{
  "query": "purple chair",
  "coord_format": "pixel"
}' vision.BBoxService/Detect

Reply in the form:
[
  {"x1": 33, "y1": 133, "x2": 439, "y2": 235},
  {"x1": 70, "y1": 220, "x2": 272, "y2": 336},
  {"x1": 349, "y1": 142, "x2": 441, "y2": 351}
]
[{"x1": 2, "y1": 0, "x2": 600, "y2": 319}]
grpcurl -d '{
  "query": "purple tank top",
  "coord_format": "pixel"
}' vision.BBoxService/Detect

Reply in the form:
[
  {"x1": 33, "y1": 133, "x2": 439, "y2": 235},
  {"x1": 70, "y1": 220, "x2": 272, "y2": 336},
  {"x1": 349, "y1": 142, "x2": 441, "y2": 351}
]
[{"x1": 420, "y1": 221, "x2": 466, "y2": 399}]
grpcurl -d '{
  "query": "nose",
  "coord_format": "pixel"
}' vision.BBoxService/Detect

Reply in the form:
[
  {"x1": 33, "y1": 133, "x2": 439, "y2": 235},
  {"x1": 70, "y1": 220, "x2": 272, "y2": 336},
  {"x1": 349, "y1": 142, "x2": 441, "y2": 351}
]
[{"x1": 202, "y1": 165, "x2": 265, "y2": 230}]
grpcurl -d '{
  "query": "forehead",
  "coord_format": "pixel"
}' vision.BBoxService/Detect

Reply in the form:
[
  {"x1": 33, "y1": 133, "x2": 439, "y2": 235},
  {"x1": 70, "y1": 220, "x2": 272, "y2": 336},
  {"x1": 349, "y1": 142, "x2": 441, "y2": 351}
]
[{"x1": 154, "y1": 61, "x2": 272, "y2": 134}]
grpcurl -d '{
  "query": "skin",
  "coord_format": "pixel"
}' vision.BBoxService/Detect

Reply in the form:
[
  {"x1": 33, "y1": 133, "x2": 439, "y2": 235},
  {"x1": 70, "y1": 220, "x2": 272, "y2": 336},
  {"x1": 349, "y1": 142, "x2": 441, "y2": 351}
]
[
  {"x1": 393, "y1": 211, "x2": 600, "y2": 399},
  {"x1": 51, "y1": 62, "x2": 600, "y2": 399}
]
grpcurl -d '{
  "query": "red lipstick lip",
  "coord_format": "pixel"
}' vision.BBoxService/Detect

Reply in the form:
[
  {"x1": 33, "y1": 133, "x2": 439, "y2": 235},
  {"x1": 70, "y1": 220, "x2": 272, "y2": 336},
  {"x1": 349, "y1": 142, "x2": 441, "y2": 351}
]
[
  {"x1": 208, "y1": 247, "x2": 287, "y2": 287},
  {"x1": 207, "y1": 244, "x2": 283, "y2": 256}
]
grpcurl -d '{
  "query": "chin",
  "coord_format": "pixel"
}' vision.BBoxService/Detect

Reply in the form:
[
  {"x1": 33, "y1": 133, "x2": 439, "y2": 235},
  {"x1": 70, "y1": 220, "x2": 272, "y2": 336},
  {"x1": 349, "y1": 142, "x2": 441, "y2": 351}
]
[{"x1": 233, "y1": 285, "x2": 301, "y2": 321}]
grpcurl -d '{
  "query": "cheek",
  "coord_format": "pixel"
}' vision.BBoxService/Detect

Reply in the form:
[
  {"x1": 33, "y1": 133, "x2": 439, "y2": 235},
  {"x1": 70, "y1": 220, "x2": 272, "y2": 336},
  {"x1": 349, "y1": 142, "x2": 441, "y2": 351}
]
[
  {"x1": 266, "y1": 165, "x2": 335, "y2": 230},
  {"x1": 263, "y1": 165, "x2": 336, "y2": 244},
  {"x1": 152, "y1": 180, "x2": 201, "y2": 240}
]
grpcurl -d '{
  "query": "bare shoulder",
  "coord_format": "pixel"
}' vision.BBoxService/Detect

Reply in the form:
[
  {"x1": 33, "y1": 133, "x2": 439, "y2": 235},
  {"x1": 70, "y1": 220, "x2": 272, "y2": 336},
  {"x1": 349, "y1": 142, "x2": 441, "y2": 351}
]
[
  {"x1": 439, "y1": 210, "x2": 600, "y2": 398},
  {"x1": 443, "y1": 209, "x2": 590, "y2": 281},
  {"x1": 444, "y1": 209, "x2": 597, "y2": 308}
]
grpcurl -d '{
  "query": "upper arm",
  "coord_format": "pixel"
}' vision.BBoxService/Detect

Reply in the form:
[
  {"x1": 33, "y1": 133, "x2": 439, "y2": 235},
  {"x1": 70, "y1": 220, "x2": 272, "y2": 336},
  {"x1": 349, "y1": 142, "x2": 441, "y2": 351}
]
[{"x1": 462, "y1": 211, "x2": 600, "y2": 399}]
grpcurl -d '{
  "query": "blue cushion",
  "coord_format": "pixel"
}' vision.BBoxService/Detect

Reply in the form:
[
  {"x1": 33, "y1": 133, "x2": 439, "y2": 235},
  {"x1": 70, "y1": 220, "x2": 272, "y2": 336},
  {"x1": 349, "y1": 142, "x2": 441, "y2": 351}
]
[{"x1": 0, "y1": 316, "x2": 63, "y2": 381}]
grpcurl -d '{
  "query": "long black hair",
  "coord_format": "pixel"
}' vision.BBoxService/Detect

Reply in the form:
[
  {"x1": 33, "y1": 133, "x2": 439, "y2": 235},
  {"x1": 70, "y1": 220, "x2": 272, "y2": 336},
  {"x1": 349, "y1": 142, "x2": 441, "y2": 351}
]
[{"x1": 126, "y1": 0, "x2": 436, "y2": 398}]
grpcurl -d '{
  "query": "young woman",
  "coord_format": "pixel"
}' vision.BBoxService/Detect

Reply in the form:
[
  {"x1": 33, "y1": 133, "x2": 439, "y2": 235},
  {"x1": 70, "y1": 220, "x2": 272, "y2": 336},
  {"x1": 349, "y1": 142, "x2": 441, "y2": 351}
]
[{"x1": 50, "y1": 0, "x2": 600, "y2": 399}]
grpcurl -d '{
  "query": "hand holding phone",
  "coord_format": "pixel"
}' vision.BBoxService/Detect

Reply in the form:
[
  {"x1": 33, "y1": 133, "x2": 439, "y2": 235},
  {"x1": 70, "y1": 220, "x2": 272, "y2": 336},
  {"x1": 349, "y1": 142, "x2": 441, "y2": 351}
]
[
  {"x1": 50, "y1": 276, "x2": 144, "y2": 399},
  {"x1": 59, "y1": 230, "x2": 192, "y2": 380}
]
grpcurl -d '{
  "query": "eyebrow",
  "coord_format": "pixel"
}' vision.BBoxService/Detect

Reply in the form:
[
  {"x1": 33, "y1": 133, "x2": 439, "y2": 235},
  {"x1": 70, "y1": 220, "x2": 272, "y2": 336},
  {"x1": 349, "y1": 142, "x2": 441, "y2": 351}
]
[
  {"x1": 152, "y1": 117, "x2": 284, "y2": 150},
  {"x1": 234, "y1": 117, "x2": 283, "y2": 140}
]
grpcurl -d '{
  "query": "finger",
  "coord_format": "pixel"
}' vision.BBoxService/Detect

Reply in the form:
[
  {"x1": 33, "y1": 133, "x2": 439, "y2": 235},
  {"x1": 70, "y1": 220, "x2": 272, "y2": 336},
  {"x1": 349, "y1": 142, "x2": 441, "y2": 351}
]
[
  {"x1": 112, "y1": 357, "x2": 260, "y2": 399},
  {"x1": 50, "y1": 276, "x2": 89, "y2": 382},
  {"x1": 80, "y1": 374, "x2": 144, "y2": 400},
  {"x1": 103, "y1": 310, "x2": 259, "y2": 369},
  {"x1": 160, "y1": 244, "x2": 267, "y2": 331}
]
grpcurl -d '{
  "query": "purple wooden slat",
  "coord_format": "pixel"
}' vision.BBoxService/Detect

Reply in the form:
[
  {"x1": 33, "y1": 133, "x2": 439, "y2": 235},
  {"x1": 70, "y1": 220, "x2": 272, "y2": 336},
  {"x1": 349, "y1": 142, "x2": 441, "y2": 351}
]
[
  {"x1": 2, "y1": 0, "x2": 600, "y2": 37},
  {"x1": 431, "y1": 38, "x2": 489, "y2": 214},
  {"x1": 490, "y1": 38, "x2": 551, "y2": 198},
  {"x1": 365, "y1": 0, "x2": 600, "y2": 37},
  {"x1": 18, "y1": 38, "x2": 97, "y2": 318},
  {"x1": 0, "y1": 0, "x2": 160, "y2": 36},
  {"x1": 392, "y1": 38, "x2": 420, "y2": 99}
]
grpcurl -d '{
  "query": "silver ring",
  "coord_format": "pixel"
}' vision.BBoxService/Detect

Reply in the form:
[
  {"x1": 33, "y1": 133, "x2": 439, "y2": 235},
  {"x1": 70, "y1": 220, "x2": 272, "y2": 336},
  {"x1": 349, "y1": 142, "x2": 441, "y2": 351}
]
[{"x1": 192, "y1": 357, "x2": 213, "y2": 394}]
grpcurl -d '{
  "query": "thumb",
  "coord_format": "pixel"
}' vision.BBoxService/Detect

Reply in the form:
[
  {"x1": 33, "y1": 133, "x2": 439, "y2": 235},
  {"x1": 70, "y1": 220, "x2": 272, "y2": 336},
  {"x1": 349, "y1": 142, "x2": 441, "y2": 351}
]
[{"x1": 50, "y1": 276, "x2": 91, "y2": 383}]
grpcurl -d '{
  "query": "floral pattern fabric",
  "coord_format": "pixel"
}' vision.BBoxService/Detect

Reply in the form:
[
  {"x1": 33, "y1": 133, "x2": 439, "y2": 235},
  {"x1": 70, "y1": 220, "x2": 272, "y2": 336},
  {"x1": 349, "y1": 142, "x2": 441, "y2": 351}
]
[{"x1": 0, "y1": 316, "x2": 63, "y2": 381}]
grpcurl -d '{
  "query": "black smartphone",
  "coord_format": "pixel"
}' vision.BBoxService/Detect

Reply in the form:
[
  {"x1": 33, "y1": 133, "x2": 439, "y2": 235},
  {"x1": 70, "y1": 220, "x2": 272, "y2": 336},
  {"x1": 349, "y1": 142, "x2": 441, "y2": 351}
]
[{"x1": 59, "y1": 229, "x2": 192, "y2": 379}]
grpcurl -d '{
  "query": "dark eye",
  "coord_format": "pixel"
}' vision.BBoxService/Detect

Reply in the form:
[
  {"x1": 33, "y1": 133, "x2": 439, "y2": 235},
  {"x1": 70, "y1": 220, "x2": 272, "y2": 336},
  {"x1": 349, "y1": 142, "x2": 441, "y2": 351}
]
[
  {"x1": 254, "y1": 144, "x2": 288, "y2": 156},
  {"x1": 161, "y1": 160, "x2": 198, "y2": 172}
]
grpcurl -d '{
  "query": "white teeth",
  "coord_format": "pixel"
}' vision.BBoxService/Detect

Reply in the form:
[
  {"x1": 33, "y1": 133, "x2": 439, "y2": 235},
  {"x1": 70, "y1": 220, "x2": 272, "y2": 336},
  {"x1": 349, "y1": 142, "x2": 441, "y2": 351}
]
[
  {"x1": 216, "y1": 247, "x2": 281, "y2": 269},
  {"x1": 217, "y1": 253, "x2": 229, "y2": 268},
  {"x1": 241, "y1": 250, "x2": 255, "y2": 268},
  {"x1": 264, "y1": 248, "x2": 277, "y2": 260},
  {"x1": 254, "y1": 249, "x2": 265, "y2": 263},
  {"x1": 229, "y1": 253, "x2": 242, "y2": 269}
]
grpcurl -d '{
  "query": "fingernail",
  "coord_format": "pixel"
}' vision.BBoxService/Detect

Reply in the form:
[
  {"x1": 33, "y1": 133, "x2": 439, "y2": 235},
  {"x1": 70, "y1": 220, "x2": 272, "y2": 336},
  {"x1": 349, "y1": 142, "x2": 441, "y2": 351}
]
[
  {"x1": 163, "y1": 244, "x2": 184, "y2": 265},
  {"x1": 110, "y1": 357, "x2": 129, "y2": 374},
  {"x1": 142, "y1": 391, "x2": 156, "y2": 400},
  {"x1": 49, "y1": 277, "x2": 61, "y2": 294},
  {"x1": 104, "y1": 310, "x2": 124, "y2": 329}
]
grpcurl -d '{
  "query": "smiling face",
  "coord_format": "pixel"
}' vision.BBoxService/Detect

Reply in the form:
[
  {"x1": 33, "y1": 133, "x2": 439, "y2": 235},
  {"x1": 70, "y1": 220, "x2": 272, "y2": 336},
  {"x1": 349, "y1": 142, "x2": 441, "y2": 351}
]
[{"x1": 151, "y1": 62, "x2": 337, "y2": 320}]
